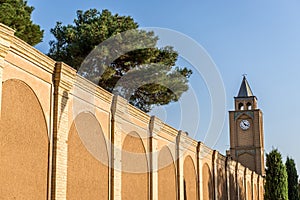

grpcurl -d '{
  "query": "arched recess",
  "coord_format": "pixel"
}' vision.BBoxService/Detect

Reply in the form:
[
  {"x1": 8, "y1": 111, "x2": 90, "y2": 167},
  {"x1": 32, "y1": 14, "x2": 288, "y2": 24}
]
[
  {"x1": 259, "y1": 185, "x2": 264, "y2": 200},
  {"x1": 158, "y1": 146, "x2": 176, "y2": 200},
  {"x1": 238, "y1": 102, "x2": 244, "y2": 110},
  {"x1": 253, "y1": 184, "x2": 257, "y2": 200},
  {"x1": 0, "y1": 79, "x2": 49, "y2": 199},
  {"x1": 247, "y1": 181, "x2": 252, "y2": 200},
  {"x1": 202, "y1": 163, "x2": 214, "y2": 200},
  {"x1": 183, "y1": 156, "x2": 197, "y2": 200},
  {"x1": 246, "y1": 102, "x2": 252, "y2": 110},
  {"x1": 67, "y1": 112, "x2": 109, "y2": 199},
  {"x1": 239, "y1": 177, "x2": 245, "y2": 200},
  {"x1": 122, "y1": 131, "x2": 148, "y2": 200},
  {"x1": 217, "y1": 167, "x2": 227, "y2": 200},
  {"x1": 229, "y1": 172, "x2": 237, "y2": 199}
]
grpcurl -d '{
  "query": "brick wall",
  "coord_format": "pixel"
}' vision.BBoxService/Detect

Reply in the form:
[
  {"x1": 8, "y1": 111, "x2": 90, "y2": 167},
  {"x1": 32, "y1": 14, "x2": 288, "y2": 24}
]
[{"x1": 0, "y1": 23, "x2": 264, "y2": 200}]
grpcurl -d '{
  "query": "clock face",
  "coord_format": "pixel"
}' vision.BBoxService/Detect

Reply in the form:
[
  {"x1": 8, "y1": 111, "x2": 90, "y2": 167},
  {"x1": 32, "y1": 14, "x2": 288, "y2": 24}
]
[{"x1": 240, "y1": 119, "x2": 250, "y2": 130}]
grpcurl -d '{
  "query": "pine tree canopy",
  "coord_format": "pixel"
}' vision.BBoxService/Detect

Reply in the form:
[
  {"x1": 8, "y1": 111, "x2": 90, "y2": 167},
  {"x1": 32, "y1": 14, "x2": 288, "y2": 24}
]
[
  {"x1": 0, "y1": 0, "x2": 43, "y2": 45},
  {"x1": 48, "y1": 9, "x2": 192, "y2": 112}
]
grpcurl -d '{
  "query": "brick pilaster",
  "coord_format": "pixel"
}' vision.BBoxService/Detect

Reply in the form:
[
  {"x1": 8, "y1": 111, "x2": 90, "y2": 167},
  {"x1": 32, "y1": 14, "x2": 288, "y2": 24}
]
[
  {"x1": 197, "y1": 142, "x2": 202, "y2": 200},
  {"x1": 148, "y1": 116, "x2": 163, "y2": 200},
  {"x1": 110, "y1": 95, "x2": 129, "y2": 200},
  {"x1": 212, "y1": 150, "x2": 218, "y2": 200},
  {"x1": 176, "y1": 131, "x2": 187, "y2": 200},
  {"x1": 225, "y1": 157, "x2": 230, "y2": 200},
  {"x1": 51, "y1": 62, "x2": 76, "y2": 200}
]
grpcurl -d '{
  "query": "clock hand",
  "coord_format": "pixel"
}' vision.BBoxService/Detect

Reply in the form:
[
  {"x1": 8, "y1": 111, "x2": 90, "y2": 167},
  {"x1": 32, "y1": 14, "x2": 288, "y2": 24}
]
[{"x1": 243, "y1": 121, "x2": 250, "y2": 127}]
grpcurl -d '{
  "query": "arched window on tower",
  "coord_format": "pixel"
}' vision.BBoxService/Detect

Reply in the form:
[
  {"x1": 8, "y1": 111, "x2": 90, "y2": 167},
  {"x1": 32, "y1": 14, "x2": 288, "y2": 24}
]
[
  {"x1": 247, "y1": 102, "x2": 252, "y2": 110},
  {"x1": 238, "y1": 103, "x2": 244, "y2": 110}
]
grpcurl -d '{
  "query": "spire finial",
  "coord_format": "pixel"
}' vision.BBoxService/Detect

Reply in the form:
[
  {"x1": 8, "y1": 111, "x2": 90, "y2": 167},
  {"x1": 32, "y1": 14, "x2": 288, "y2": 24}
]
[{"x1": 237, "y1": 75, "x2": 254, "y2": 97}]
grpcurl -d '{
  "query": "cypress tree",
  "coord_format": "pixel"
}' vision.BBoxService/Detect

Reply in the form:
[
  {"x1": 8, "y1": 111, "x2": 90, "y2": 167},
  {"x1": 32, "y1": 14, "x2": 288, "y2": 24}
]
[
  {"x1": 264, "y1": 149, "x2": 288, "y2": 200},
  {"x1": 286, "y1": 157, "x2": 300, "y2": 200},
  {"x1": 298, "y1": 180, "x2": 300, "y2": 198}
]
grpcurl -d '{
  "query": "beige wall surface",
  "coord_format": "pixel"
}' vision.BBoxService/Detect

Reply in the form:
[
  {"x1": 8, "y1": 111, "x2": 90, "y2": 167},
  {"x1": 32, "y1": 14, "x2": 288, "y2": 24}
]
[
  {"x1": 0, "y1": 23, "x2": 265, "y2": 200},
  {"x1": 67, "y1": 112, "x2": 109, "y2": 200},
  {"x1": 0, "y1": 79, "x2": 49, "y2": 199},
  {"x1": 121, "y1": 132, "x2": 148, "y2": 200}
]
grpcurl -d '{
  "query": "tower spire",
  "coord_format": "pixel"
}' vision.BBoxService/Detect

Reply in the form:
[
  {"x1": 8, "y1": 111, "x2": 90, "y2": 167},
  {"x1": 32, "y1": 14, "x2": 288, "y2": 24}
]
[{"x1": 237, "y1": 75, "x2": 254, "y2": 97}]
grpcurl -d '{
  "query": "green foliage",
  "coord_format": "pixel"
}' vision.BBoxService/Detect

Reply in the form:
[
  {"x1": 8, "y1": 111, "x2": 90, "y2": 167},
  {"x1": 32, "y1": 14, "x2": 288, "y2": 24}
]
[
  {"x1": 264, "y1": 149, "x2": 288, "y2": 200},
  {"x1": 0, "y1": 0, "x2": 43, "y2": 45},
  {"x1": 298, "y1": 180, "x2": 300, "y2": 198},
  {"x1": 48, "y1": 9, "x2": 192, "y2": 112},
  {"x1": 286, "y1": 157, "x2": 300, "y2": 200}
]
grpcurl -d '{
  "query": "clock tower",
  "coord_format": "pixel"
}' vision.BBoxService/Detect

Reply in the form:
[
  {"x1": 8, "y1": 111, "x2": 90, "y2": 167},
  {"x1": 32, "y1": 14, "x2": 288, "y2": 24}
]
[{"x1": 229, "y1": 76, "x2": 265, "y2": 175}]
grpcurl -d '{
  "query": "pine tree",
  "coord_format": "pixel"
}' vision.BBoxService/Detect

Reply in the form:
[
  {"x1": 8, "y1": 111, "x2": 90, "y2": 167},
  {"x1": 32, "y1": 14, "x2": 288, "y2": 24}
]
[
  {"x1": 264, "y1": 149, "x2": 288, "y2": 200},
  {"x1": 0, "y1": 0, "x2": 43, "y2": 45},
  {"x1": 286, "y1": 157, "x2": 300, "y2": 200},
  {"x1": 48, "y1": 9, "x2": 192, "y2": 112}
]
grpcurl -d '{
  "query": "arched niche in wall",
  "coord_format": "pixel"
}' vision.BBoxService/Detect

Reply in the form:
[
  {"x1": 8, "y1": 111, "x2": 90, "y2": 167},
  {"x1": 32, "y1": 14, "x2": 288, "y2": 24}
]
[
  {"x1": 239, "y1": 177, "x2": 245, "y2": 200},
  {"x1": 217, "y1": 166, "x2": 227, "y2": 200},
  {"x1": 0, "y1": 79, "x2": 49, "y2": 199},
  {"x1": 183, "y1": 155, "x2": 197, "y2": 200},
  {"x1": 259, "y1": 185, "x2": 264, "y2": 200},
  {"x1": 202, "y1": 163, "x2": 214, "y2": 200},
  {"x1": 247, "y1": 181, "x2": 252, "y2": 200},
  {"x1": 67, "y1": 112, "x2": 109, "y2": 200},
  {"x1": 253, "y1": 183, "x2": 258, "y2": 200},
  {"x1": 229, "y1": 171, "x2": 237, "y2": 199},
  {"x1": 121, "y1": 131, "x2": 148, "y2": 200},
  {"x1": 158, "y1": 145, "x2": 176, "y2": 200}
]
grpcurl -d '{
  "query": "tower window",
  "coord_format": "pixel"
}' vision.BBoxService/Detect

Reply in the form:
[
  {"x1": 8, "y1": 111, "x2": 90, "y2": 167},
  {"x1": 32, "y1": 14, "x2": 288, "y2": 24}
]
[
  {"x1": 238, "y1": 103, "x2": 244, "y2": 110},
  {"x1": 247, "y1": 102, "x2": 252, "y2": 110}
]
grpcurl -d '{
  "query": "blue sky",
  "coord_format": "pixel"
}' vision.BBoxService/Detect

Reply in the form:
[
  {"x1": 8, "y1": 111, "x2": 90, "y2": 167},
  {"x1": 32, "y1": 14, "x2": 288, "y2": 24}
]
[{"x1": 28, "y1": 0, "x2": 300, "y2": 172}]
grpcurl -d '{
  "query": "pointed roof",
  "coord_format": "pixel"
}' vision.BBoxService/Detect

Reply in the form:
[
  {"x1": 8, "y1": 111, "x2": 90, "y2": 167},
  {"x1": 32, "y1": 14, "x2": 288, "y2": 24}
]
[{"x1": 237, "y1": 76, "x2": 254, "y2": 97}]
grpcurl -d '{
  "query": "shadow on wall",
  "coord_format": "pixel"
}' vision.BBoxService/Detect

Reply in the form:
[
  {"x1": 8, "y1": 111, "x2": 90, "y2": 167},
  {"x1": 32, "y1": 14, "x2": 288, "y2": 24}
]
[
  {"x1": 238, "y1": 177, "x2": 245, "y2": 200},
  {"x1": 183, "y1": 156, "x2": 197, "y2": 200},
  {"x1": 59, "y1": 91, "x2": 68, "y2": 123},
  {"x1": 217, "y1": 167, "x2": 227, "y2": 200},
  {"x1": 228, "y1": 173, "x2": 251, "y2": 200},
  {"x1": 202, "y1": 163, "x2": 214, "y2": 200},
  {"x1": 229, "y1": 173, "x2": 237, "y2": 200}
]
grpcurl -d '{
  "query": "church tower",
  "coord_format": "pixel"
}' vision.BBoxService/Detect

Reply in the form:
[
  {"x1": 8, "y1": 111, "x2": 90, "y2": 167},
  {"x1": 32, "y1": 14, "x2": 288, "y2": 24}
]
[{"x1": 229, "y1": 76, "x2": 265, "y2": 175}]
